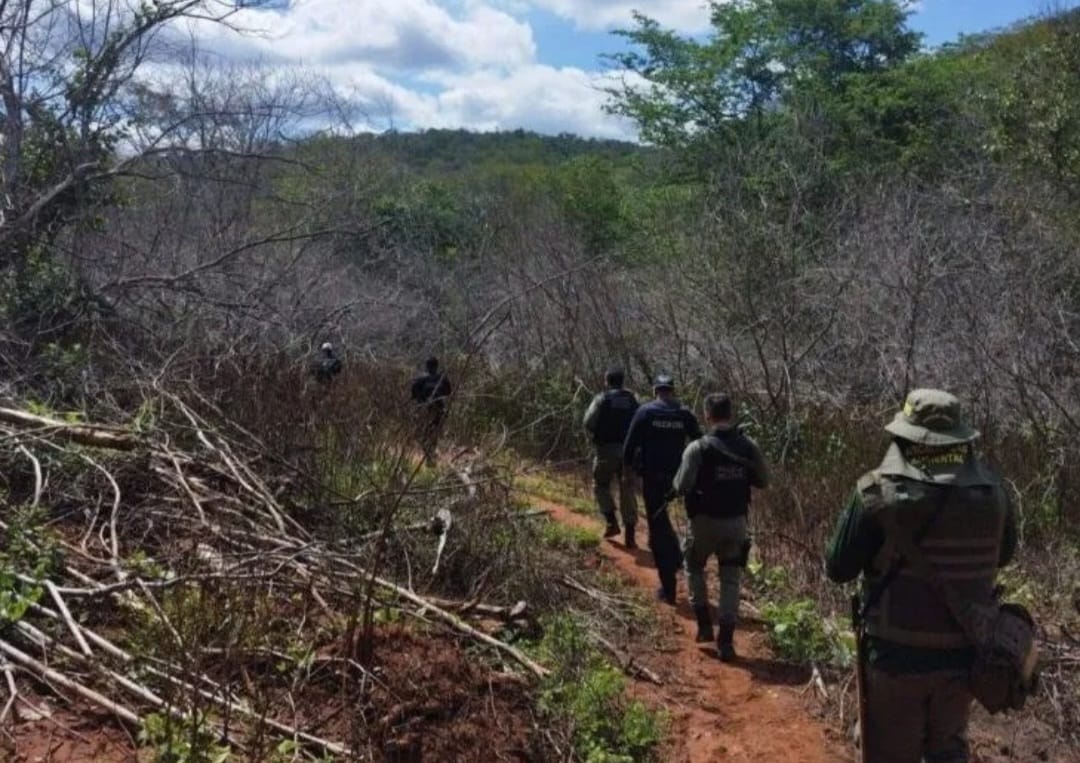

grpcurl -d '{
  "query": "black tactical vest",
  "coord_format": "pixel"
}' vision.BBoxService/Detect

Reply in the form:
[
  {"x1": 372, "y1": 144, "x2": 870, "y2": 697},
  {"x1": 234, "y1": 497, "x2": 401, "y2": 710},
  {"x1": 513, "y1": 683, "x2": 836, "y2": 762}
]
[
  {"x1": 685, "y1": 432, "x2": 754, "y2": 519},
  {"x1": 861, "y1": 448, "x2": 1008, "y2": 650},
  {"x1": 594, "y1": 389, "x2": 637, "y2": 445}
]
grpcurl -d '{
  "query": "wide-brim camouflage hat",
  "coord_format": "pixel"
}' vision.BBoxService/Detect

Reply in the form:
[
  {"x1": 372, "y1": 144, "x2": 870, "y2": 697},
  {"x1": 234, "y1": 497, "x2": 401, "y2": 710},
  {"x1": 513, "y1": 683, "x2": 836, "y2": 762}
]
[{"x1": 884, "y1": 388, "x2": 979, "y2": 446}]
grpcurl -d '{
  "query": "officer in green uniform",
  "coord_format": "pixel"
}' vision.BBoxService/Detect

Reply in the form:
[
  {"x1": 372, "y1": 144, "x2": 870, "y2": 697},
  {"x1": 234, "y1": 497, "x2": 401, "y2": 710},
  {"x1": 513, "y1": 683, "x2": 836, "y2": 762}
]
[
  {"x1": 826, "y1": 389, "x2": 1018, "y2": 763},
  {"x1": 583, "y1": 368, "x2": 640, "y2": 545},
  {"x1": 672, "y1": 393, "x2": 769, "y2": 661}
]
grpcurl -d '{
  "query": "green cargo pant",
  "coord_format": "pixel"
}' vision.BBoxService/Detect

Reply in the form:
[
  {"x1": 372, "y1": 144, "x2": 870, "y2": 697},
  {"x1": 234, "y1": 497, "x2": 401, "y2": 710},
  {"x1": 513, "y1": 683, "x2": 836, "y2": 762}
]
[
  {"x1": 592, "y1": 443, "x2": 637, "y2": 529},
  {"x1": 865, "y1": 667, "x2": 972, "y2": 763},
  {"x1": 682, "y1": 514, "x2": 746, "y2": 626}
]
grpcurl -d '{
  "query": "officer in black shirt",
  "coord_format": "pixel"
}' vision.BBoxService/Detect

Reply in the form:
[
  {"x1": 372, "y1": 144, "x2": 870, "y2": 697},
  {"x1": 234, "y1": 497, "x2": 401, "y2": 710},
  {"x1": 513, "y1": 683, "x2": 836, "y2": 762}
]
[
  {"x1": 410, "y1": 357, "x2": 452, "y2": 465},
  {"x1": 622, "y1": 375, "x2": 702, "y2": 604},
  {"x1": 310, "y1": 342, "x2": 343, "y2": 384},
  {"x1": 583, "y1": 368, "x2": 640, "y2": 546}
]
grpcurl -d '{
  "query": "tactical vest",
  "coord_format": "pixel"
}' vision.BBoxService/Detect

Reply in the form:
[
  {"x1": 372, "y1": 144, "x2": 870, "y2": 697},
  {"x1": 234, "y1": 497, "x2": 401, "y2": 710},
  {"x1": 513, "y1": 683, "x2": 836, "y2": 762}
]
[
  {"x1": 593, "y1": 390, "x2": 637, "y2": 445},
  {"x1": 685, "y1": 433, "x2": 754, "y2": 519},
  {"x1": 860, "y1": 451, "x2": 1008, "y2": 650}
]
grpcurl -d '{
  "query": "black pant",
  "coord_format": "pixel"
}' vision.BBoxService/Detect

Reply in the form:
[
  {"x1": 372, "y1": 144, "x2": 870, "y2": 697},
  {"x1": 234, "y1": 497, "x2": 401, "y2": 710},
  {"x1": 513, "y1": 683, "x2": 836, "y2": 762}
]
[{"x1": 643, "y1": 474, "x2": 681, "y2": 598}]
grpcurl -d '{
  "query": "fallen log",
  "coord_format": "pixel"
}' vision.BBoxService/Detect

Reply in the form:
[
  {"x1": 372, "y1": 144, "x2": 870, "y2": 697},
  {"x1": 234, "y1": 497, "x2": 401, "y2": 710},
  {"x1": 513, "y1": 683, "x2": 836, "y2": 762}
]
[
  {"x1": 0, "y1": 638, "x2": 140, "y2": 726},
  {"x1": 0, "y1": 407, "x2": 137, "y2": 451}
]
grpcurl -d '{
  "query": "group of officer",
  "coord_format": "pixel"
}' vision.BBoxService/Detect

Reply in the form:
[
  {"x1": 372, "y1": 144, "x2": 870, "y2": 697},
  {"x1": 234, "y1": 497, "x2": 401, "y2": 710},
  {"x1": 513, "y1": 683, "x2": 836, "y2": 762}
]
[
  {"x1": 316, "y1": 345, "x2": 1017, "y2": 763},
  {"x1": 584, "y1": 369, "x2": 769, "y2": 661},
  {"x1": 311, "y1": 346, "x2": 453, "y2": 466},
  {"x1": 586, "y1": 371, "x2": 1018, "y2": 763}
]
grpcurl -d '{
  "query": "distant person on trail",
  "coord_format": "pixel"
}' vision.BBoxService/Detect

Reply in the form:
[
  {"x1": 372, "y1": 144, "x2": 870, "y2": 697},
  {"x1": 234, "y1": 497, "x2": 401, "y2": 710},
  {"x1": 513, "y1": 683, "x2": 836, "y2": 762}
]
[
  {"x1": 310, "y1": 342, "x2": 343, "y2": 384},
  {"x1": 672, "y1": 393, "x2": 769, "y2": 661},
  {"x1": 826, "y1": 389, "x2": 1020, "y2": 763},
  {"x1": 622, "y1": 374, "x2": 701, "y2": 605},
  {"x1": 583, "y1": 368, "x2": 640, "y2": 546},
  {"x1": 410, "y1": 356, "x2": 452, "y2": 466}
]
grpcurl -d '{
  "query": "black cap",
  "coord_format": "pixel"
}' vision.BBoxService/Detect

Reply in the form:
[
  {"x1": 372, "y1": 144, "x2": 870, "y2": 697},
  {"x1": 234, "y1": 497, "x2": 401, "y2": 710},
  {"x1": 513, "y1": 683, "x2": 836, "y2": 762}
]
[{"x1": 653, "y1": 374, "x2": 674, "y2": 390}]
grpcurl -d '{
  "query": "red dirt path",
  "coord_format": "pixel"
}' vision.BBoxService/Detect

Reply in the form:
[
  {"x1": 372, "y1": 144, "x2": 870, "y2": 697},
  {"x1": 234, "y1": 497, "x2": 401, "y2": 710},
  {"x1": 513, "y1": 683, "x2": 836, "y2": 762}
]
[{"x1": 535, "y1": 496, "x2": 852, "y2": 763}]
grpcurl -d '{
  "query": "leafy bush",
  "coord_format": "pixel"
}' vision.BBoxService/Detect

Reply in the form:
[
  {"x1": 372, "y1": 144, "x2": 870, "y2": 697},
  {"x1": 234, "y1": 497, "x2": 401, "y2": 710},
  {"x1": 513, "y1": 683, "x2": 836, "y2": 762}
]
[
  {"x1": 760, "y1": 599, "x2": 854, "y2": 668},
  {"x1": 0, "y1": 505, "x2": 62, "y2": 628},
  {"x1": 139, "y1": 711, "x2": 230, "y2": 763},
  {"x1": 537, "y1": 616, "x2": 664, "y2": 763}
]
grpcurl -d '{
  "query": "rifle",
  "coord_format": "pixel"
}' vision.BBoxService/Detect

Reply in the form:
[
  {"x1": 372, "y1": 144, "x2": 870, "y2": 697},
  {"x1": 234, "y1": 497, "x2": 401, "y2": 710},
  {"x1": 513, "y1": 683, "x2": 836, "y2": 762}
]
[{"x1": 851, "y1": 594, "x2": 870, "y2": 763}]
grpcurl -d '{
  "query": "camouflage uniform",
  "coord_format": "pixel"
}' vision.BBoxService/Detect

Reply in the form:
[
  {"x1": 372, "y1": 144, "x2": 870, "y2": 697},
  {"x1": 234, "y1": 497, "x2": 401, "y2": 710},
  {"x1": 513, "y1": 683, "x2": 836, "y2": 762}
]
[{"x1": 826, "y1": 389, "x2": 1017, "y2": 763}]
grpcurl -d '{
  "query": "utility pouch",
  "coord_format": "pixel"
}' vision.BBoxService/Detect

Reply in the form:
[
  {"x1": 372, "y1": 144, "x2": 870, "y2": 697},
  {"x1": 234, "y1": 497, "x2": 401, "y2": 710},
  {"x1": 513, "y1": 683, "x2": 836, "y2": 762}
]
[
  {"x1": 885, "y1": 501, "x2": 1041, "y2": 716},
  {"x1": 966, "y1": 601, "x2": 1040, "y2": 714}
]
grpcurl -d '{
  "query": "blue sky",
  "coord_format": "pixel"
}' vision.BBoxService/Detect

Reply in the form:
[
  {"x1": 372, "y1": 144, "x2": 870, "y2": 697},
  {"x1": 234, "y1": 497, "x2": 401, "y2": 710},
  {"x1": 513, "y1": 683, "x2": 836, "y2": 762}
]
[{"x1": 191, "y1": 0, "x2": 1080, "y2": 140}]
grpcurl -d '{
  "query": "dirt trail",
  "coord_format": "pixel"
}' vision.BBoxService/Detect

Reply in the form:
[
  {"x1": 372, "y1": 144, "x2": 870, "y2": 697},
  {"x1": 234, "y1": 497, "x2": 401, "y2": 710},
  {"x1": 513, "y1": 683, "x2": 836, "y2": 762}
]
[{"x1": 535, "y1": 496, "x2": 850, "y2": 763}]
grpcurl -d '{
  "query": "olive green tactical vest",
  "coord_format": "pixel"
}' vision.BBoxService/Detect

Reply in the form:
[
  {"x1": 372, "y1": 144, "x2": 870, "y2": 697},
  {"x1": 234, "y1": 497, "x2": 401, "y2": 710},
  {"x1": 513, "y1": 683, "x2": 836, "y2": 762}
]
[{"x1": 859, "y1": 444, "x2": 1009, "y2": 650}]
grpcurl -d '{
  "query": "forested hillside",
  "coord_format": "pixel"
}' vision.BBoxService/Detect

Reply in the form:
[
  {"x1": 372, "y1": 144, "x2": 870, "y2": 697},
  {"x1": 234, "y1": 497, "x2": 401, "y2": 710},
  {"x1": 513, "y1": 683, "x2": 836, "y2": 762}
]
[{"x1": 1, "y1": 1, "x2": 1079, "y2": 762}]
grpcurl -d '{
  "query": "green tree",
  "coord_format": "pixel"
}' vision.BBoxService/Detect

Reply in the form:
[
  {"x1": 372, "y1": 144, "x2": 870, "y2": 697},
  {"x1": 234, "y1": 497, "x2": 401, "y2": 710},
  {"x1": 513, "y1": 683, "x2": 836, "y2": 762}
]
[
  {"x1": 605, "y1": 0, "x2": 921, "y2": 149},
  {"x1": 989, "y1": 10, "x2": 1080, "y2": 194}
]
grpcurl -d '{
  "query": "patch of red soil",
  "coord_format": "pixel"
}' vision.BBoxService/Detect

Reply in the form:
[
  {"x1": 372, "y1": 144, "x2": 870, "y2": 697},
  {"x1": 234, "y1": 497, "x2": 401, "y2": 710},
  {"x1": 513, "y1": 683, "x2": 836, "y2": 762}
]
[
  {"x1": 536, "y1": 498, "x2": 851, "y2": 763},
  {"x1": 4, "y1": 700, "x2": 136, "y2": 763},
  {"x1": 4, "y1": 632, "x2": 543, "y2": 763},
  {"x1": 291, "y1": 629, "x2": 541, "y2": 762}
]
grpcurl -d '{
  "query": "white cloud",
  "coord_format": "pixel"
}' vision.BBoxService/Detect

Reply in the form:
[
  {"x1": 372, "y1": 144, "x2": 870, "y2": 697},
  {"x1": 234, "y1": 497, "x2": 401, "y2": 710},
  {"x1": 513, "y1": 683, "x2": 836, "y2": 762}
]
[
  {"x1": 195, "y1": 0, "x2": 536, "y2": 71},
  {"x1": 523, "y1": 0, "x2": 714, "y2": 32},
  {"x1": 166, "y1": 0, "x2": 639, "y2": 138},
  {"x1": 426, "y1": 66, "x2": 635, "y2": 138},
  {"x1": 323, "y1": 61, "x2": 635, "y2": 139}
]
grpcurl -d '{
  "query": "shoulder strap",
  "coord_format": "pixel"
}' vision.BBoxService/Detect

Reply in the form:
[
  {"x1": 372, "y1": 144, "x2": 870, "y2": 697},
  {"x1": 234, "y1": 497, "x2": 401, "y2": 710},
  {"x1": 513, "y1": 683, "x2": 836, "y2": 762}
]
[
  {"x1": 704, "y1": 434, "x2": 754, "y2": 468},
  {"x1": 856, "y1": 485, "x2": 952, "y2": 625}
]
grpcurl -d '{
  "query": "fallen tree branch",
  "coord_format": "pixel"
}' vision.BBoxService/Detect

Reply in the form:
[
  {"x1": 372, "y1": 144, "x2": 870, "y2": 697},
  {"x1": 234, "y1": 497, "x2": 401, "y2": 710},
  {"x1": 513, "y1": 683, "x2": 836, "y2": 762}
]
[
  {"x1": 44, "y1": 581, "x2": 93, "y2": 657},
  {"x1": 591, "y1": 633, "x2": 663, "y2": 686},
  {"x1": 16, "y1": 444, "x2": 43, "y2": 507},
  {"x1": 0, "y1": 638, "x2": 140, "y2": 725},
  {"x1": 373, "y1": 572, "x2": 548, "y2": 679},
  {"x1": 0, "y1": 659, "x2": 17, "y2": 725},
  {"x1": 0, "y1": 408, "x2": 137, "y2": 450}
]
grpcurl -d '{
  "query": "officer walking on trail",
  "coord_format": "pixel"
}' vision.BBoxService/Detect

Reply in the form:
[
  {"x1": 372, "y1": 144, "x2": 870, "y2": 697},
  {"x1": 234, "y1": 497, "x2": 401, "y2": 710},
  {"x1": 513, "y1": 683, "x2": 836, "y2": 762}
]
[
  {"x1": 672, "y1": 393, "x2": 769, "y2": 661},
  {"x1": 583, "y1": 368, "x2": 640, "y2": 546},
  {"x1": 410, "y1": 357, "x2": 452, "y2": 466},
  {"x1": 826, "y1": 389, "x2": 1018, "y2": 763},
  {"x1": 310, "y1": 342, "x2": 343, "y2": 384},
  {"x1": 622, "y1": 374, "x2": 701, "y2": 604}
]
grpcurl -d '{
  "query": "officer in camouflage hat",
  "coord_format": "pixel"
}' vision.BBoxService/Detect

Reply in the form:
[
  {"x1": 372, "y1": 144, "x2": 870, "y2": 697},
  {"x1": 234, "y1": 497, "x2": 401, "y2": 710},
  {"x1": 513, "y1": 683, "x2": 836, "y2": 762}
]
[
  {"x1": 583, "y1": 368, "x2": 640, "y2": 546},
  {"x1": 826, "y1": 389, "x2": 1018, "y2": 763}
]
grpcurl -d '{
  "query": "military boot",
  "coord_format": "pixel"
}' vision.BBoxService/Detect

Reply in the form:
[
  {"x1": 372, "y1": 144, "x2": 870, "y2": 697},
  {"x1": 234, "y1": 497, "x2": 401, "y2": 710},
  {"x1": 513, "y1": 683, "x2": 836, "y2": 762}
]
[
  {"x1": 603, "y1": 518, "x2": 620, "y2": 539},
  {"x1": 718, "y1": 623, "x2": 737, "y2": 662},
  {"x1": 693, "y1": 606, "x2": 714, "y2": 643},
  {"x1": 624, "y1": 525, "x2": 637, "y2": 549}
]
